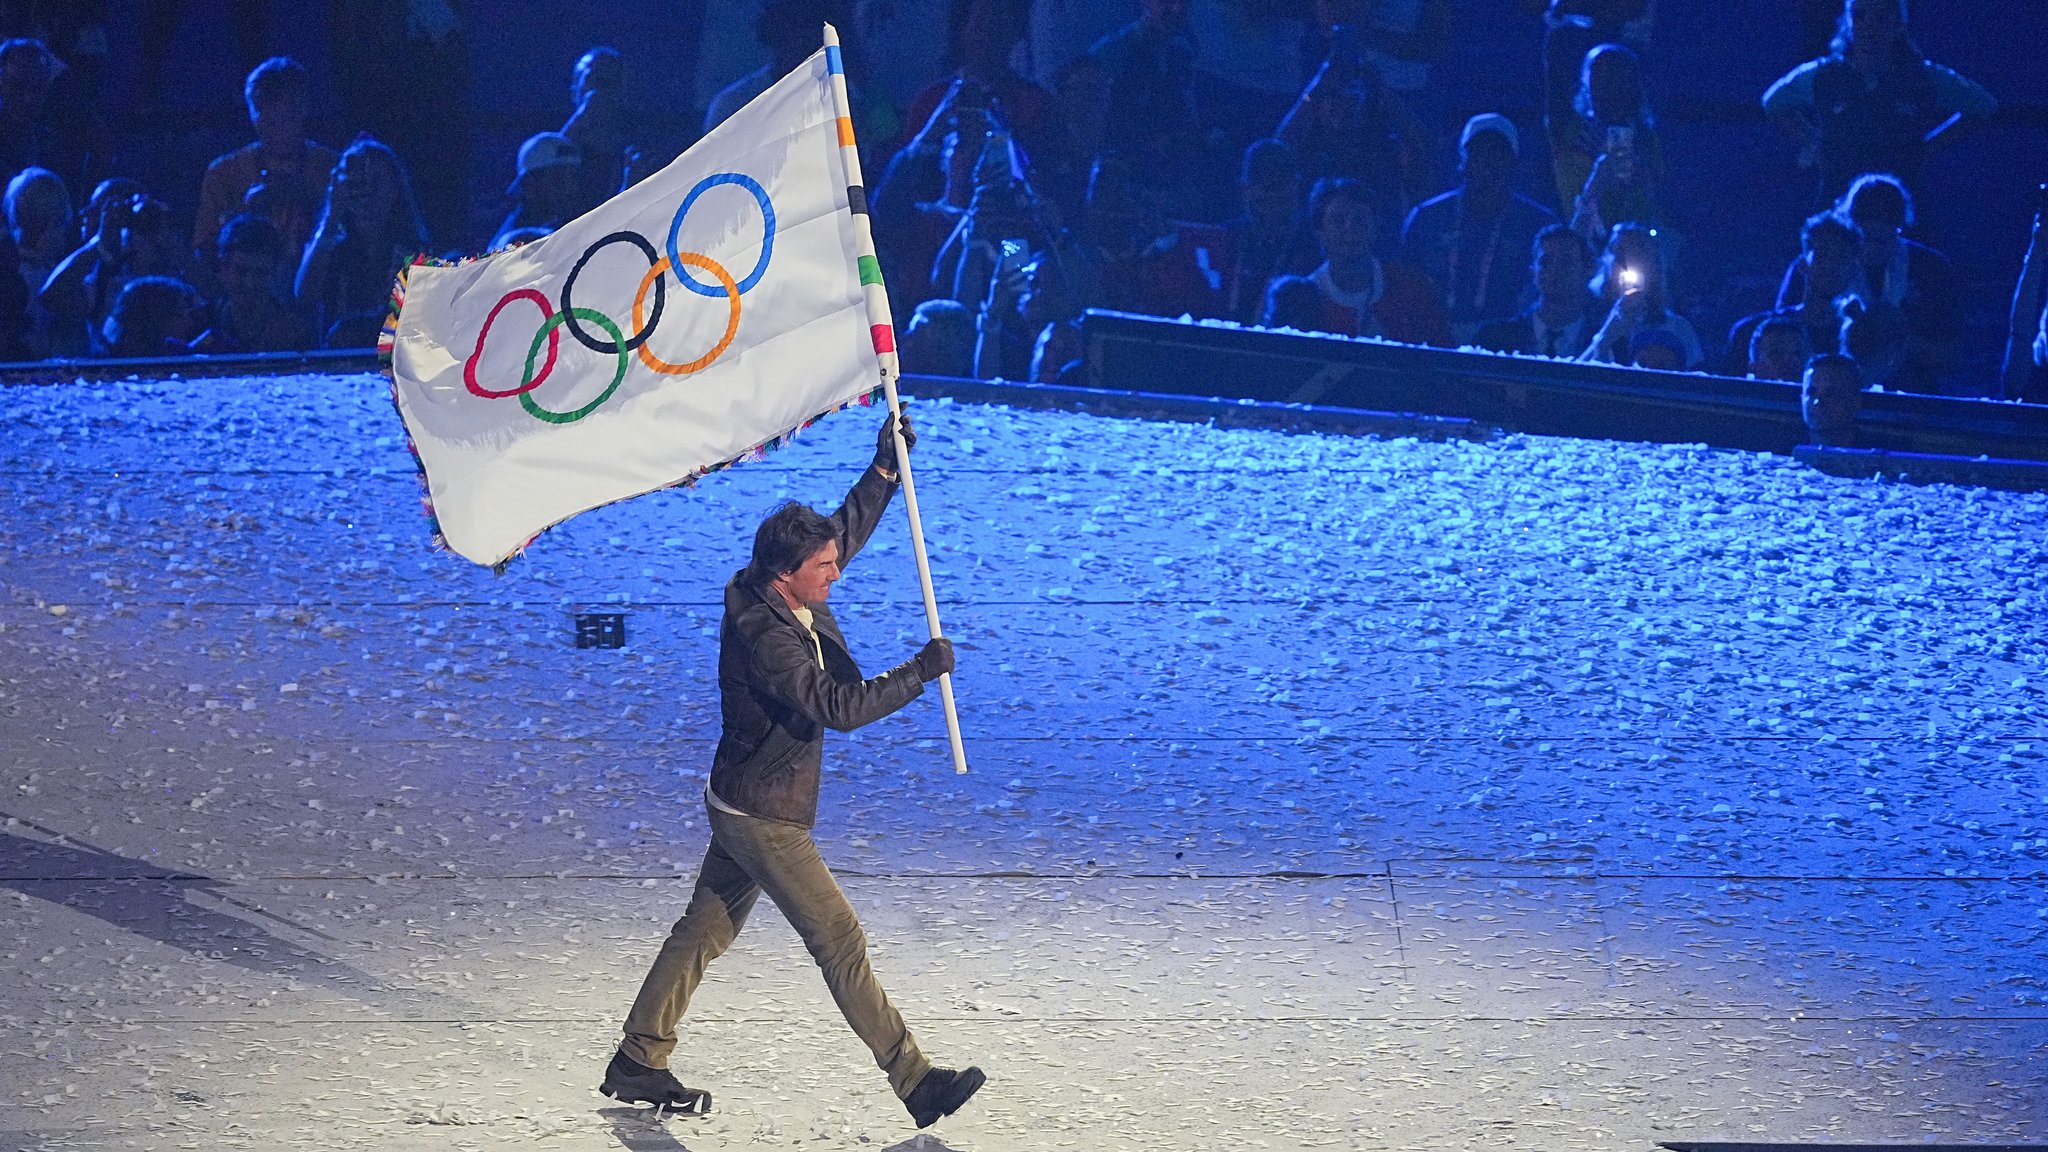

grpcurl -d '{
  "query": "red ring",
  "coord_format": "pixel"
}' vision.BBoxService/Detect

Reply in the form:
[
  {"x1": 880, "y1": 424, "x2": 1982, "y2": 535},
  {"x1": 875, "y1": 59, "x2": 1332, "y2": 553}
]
[{"x1": 466, "y1": 288, "x2": 559, "y2": 399}]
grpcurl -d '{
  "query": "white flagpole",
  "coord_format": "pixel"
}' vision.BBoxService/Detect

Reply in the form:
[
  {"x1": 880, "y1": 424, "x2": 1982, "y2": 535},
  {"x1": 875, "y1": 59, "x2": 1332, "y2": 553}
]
[{"x1": 823, "y1": 23, "x2": 969, "y2": 774}]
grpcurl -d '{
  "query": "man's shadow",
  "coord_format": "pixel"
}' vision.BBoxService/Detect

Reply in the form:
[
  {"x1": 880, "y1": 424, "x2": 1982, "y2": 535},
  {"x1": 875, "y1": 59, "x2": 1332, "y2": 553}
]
[
  {"x1": 594, "y1": 1105, "x2": 964, "y2": 1152},
  {"x1": 3, "y1": 816, "x2": 411, "y2": 999},
  {"x1": 598, "y1": 1106, "x2": 696, "y2": 1151}
]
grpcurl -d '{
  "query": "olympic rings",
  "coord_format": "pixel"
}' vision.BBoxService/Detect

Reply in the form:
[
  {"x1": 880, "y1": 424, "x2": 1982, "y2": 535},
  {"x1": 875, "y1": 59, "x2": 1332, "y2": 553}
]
[
  {"x1": 668, "y1": 173, "x2": 775, "y2": 297},
  {"x1": 517, "y1": 308, "x2": 630, "y2": 425},
  {"x1": 466, "y1": 288, "x2": 557, "y2": 398},
  {"x1": 459, "y1": 169, "x2": 774, "y2": 424},
  {"x1": 560, "y1": 231, "x2": 664, "y2": 355},
  {"x1": 632, "y1": 252, "x2": 741, "y2": 376}
]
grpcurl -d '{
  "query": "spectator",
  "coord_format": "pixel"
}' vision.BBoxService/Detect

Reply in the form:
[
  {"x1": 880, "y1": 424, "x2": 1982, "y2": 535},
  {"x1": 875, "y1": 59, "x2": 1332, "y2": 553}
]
[
  {"x1": 0, "y1": 37, "x2": 91, "y2": 196},
  {"x1": 1333, "y1": 0, "x2": 1455, "y2": 104},
  {"x1": 898, "y1": 0, "x2": 1061, "y2": 163},
  {"x1": 80, "y1": 177, "x2": 142, "y2": 244},
  {"x1": 710, "y1": 5, "x2": 892, "y2": 163},
  {"x1": 297, "y1": 139, "x2": 431, "y2": 348},
  {"x1": 1401, "y1": 114, "x2": 1557, "y2": 343},
  {"x1": 1801, "y1": 351, "x2": 1864, "y2": 446},
  {"x1": 1084, "y1": 0, "x2": 1201, "y2": 197},
  {"x1": 1034, "y1": 52, "x2": 1113, "y2": 223},
  {"x1": 1276, "y1": 11, "x2": 1422, "y2": 240},
  {"x1": 1074, "y1": 155, "x2": 1222, "y2": 323},
  {"x1": 100, "y1": 275, "x2": 204, "y2": 358},
  {"x1": 6, "y1": 167, "x2": 68, "y2": 291},
  {"x1": 873, "y1": 79, "x2": 996, "y2": 310},
  {"x1": 40, "y1": 194, "x2": 186, "y2": 357},
  {"x1": 493, "y1": 131, "x2": 583, "y2": 250},
  {"x1": 564, "y1": 48, "x2": 635, "y2": 214},
  {"x1": 1541, "y1": 1, "x2": 1653, "y2": 183},
  {"x1": 1745, "y1": 313, "x2": 1809, "y2": 381},
  {"x1": 1561, "y1": 44, "x2": 1664, "y2": 245},
  {"x1": 195, "y1": 214, "x2": 313, "y2": 354},
  {"x1": 1779, "y1": 173, "x2": 1960, "y2": 393},
  {"x1": 1579, "y1": 221, "x2": 1701, "y2": 369},
  {"x1": 1725, "y1": 210, "x2": 1862, "y2": 375},
  {"x1": 1277, "y1": 176, "x2": 1446, "y2": 344},
  {"x1": 1261, "y1": 273, "x2": 1326, "y2": 331},
  {"x1": 194, "y1": 57, "x2": 338, "y2": 263},
  {"x1": 7, "y1": 166, "x2": 70, "y2": 356},
  {"x1": 326, "y1": 0, "x2": 474, "y2": 246},
  {"x1": 1762, "y1": 0, "x2": 1996, "y2": 204},
  {"x1": 1476, "y1": 223, "x2": 1599, "y2": 358},
  {"x1": 900, "y1": 298, "x2": 977, "y2": 378},
  {"x1": 2003, "y1": 191, "x2": 2047, "y2": 403},
  {"x1": 1627, "y1": 325, "x2": 1687, "y2": 371},
  {"x1": 1213, "y1": 138, "x2": 1315, "y2": 324}
]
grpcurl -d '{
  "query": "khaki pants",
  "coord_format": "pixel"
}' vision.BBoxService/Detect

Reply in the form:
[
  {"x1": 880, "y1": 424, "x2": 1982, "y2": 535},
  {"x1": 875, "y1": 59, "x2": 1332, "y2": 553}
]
[{"x1": 618, "y1": 804, "x2": 932, "y2": 1099}]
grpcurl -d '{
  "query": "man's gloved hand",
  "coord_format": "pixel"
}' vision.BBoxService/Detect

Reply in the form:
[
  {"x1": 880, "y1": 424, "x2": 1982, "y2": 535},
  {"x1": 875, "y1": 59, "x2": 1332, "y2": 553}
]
[
  {"x1": 912, "y1": 637, "x2": 954, "y2": 682},
  {"x1": 874, "y1": 409, "x2": 916, "y2": 476}
]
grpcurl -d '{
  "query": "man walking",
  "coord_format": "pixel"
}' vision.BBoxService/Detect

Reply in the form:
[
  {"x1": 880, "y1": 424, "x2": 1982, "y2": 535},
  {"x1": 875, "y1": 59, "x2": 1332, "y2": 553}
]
[{"x1": 602, "y1": 411, "x2": 986, "y2": 1131}]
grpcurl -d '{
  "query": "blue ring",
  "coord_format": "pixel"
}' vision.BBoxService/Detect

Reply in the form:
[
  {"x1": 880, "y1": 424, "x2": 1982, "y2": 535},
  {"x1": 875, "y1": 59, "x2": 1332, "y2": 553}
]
[{"x1": 668, "y1": 173, "x2": 775, "y2": 298}]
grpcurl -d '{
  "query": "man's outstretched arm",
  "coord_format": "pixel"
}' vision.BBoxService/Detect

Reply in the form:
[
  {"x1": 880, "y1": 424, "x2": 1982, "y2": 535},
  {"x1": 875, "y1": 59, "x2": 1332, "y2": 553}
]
[{"x1": 832, "y1": 410, "x2": 916, "y2": 569}]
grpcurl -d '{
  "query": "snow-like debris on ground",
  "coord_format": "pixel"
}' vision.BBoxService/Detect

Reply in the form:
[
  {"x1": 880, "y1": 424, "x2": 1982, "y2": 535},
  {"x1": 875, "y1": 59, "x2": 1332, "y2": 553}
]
[{"x1": 1, "y1": 372, "x2": 2044, "y2": 1150}]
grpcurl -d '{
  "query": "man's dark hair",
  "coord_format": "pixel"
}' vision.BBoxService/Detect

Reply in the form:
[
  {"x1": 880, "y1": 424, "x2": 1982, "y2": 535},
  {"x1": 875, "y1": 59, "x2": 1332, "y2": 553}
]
[
  {"x1": 244, "y1": 56, "x2": 310, "y2": 111},
  {"x1": 1750, "y1": 312, "x2": 1808, "y2": 362},
  {"x1": 0, "y1": 37, "x2": 54, "y2": 72},
  {"x1": 1805, "y1": 351, "x2": 1861, "y2": 384},
  {"x1": 1837, "y1": 171, "x2": 1914, "y2": 228},
  {"x1": 1240, "y1": 137, "x2": 1298, "y2": 189},
  {"x1": 1307, "y1": 177, "x2": 1368, "y2": 233},
  {"x1": 217, "y1": 212, "x2": 284, "y2": 261},
  {"x1": 1532, "y1": 221, "x2": 1591, "y2": 266},
  {"x1": 1801, "y1": 209, "x2": 1862, "y2": 257},
  {"x1": 1261, "y1": 274, "x2": 1324, "y2": 330},
  {"x1": 746, "y1": 501, "x2": 839, "y2": 586}
]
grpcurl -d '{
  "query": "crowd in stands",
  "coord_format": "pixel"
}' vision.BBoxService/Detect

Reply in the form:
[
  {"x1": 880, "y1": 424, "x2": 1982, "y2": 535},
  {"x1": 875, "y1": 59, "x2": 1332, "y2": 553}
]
[{"x1": 0, "y1": 0, "x2": 2039, "y2": 418}]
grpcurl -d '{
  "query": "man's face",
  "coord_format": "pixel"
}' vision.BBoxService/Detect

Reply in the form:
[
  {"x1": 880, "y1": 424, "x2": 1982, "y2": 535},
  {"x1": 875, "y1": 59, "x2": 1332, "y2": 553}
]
[
  {"x1": 250, "y1": 90, "x2": 308, "y2": 148},
  {"x1": 1460, "y1": 131, "x2": 1515, "y2": 191},
  {"x1": 1751, "y1": 327, "x2": 1805, "y2": 382},
  {"x1": 1849, "y1": 193, "x2": 1905, "y2": 253},
  {"x1": 221, "y1": 246, "x2": 278, "y2": 301},
  {"x1": 781, "y1": 538, "x2": 842, "y2": 606},
  {"x1": 1534, "y1": 235, "x2": 1586, "y2": 300},
  {"x1": 1848, "y1": 0, "x2": 1902, "y2": 47},
  {"x1": 1803, "y1": 363, "x2": 1862, "y2": 438},
  {"x1": 1806, "y1": 235, "x2": 1861, "y2": 299},
  {"x1": 1316, "y1": 193, "x2": 1373, "y2": 264},
  {"x1": 0, "y1": 47, "x2": 51, "y2": 111}
]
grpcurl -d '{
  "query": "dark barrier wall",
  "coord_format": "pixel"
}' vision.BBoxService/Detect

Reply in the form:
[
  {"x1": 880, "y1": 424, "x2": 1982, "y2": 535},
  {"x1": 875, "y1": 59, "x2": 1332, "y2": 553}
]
[{"x1": 1079, "y1": 311, "x2": 2048, "y2": 465}]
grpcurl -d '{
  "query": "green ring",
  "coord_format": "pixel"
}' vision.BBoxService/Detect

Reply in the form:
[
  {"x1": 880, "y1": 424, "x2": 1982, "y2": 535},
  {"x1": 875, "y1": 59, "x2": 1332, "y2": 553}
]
[{"x1": 518, "y1": 308, "x2": 630, "y2": 424}]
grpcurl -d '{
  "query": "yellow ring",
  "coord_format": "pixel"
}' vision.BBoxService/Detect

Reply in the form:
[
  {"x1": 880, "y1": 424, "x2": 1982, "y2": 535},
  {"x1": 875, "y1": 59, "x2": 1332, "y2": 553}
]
[{"x1": 634, "y1": 252, "x2": 741, "y2": 375}]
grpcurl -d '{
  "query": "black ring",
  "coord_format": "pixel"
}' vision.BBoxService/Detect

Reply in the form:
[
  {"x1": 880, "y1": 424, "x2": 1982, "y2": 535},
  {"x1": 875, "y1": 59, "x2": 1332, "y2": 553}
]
[{"x1": 560, "y1": 230, "x2": 664, "y2": 355}]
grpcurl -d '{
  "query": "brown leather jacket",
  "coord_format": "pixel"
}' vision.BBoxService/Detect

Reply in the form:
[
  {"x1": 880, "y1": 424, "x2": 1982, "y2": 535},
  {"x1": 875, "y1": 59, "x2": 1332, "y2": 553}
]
[{"x1": 707, "y1": 465, "x2": 925, "y2": 827}]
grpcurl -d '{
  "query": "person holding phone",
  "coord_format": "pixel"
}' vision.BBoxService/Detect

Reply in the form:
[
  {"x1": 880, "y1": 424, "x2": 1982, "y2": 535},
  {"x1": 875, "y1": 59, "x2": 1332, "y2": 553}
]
[
  {"x1": 1762, "y1": 0, "x2": 1995, "y2": 206},
  {"x1": 1556, "y1": 42, "x2": 1663, "y2": 244},
  {"x1": 1578, "y1": 220, "x2": 1700, "y2": 369}
]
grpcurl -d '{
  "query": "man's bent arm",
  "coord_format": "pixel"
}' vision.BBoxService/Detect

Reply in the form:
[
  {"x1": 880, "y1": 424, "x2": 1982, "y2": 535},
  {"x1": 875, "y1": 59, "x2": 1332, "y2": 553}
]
[{"x1": 742, "y1": 611, "x2": 924, "y2": 731}]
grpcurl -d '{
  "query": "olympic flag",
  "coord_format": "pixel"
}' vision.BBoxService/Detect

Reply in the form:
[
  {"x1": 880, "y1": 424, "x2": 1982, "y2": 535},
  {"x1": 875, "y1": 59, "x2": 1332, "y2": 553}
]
[{"x1": 388, "y1": 45, "x2": 886, "y2": 567}]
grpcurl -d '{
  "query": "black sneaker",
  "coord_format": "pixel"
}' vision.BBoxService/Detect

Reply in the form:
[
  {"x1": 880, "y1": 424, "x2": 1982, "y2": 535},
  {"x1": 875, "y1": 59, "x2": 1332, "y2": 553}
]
[
  {"x1": 599, "y1": 1051, "x2": 713, "y2": 1114},
  {"x1": 904, "y1": 1065, "x2": 985, "y2": 1129}
]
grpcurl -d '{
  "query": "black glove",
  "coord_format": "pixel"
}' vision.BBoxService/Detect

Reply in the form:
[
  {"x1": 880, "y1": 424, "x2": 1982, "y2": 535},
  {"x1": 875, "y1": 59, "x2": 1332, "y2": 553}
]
[
  {"x1": 874, "y1": 410, "x2": 916, "y2": 474},
  {"x1": 912, "y1": 637, "x2": 954, "y2": 682}
]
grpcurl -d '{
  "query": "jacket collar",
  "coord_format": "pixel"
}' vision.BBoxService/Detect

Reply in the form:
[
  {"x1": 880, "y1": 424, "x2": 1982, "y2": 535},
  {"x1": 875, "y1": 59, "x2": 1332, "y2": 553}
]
[{"x1": 729, "y1": 569, "x2": 846, "y2": 647}]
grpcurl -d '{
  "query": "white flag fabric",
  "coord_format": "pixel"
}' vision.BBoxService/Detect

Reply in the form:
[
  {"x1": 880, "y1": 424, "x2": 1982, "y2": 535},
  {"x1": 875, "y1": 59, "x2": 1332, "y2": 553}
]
[{"x1": 388, "y1": 50, "x2": 881, "y2": 567}]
